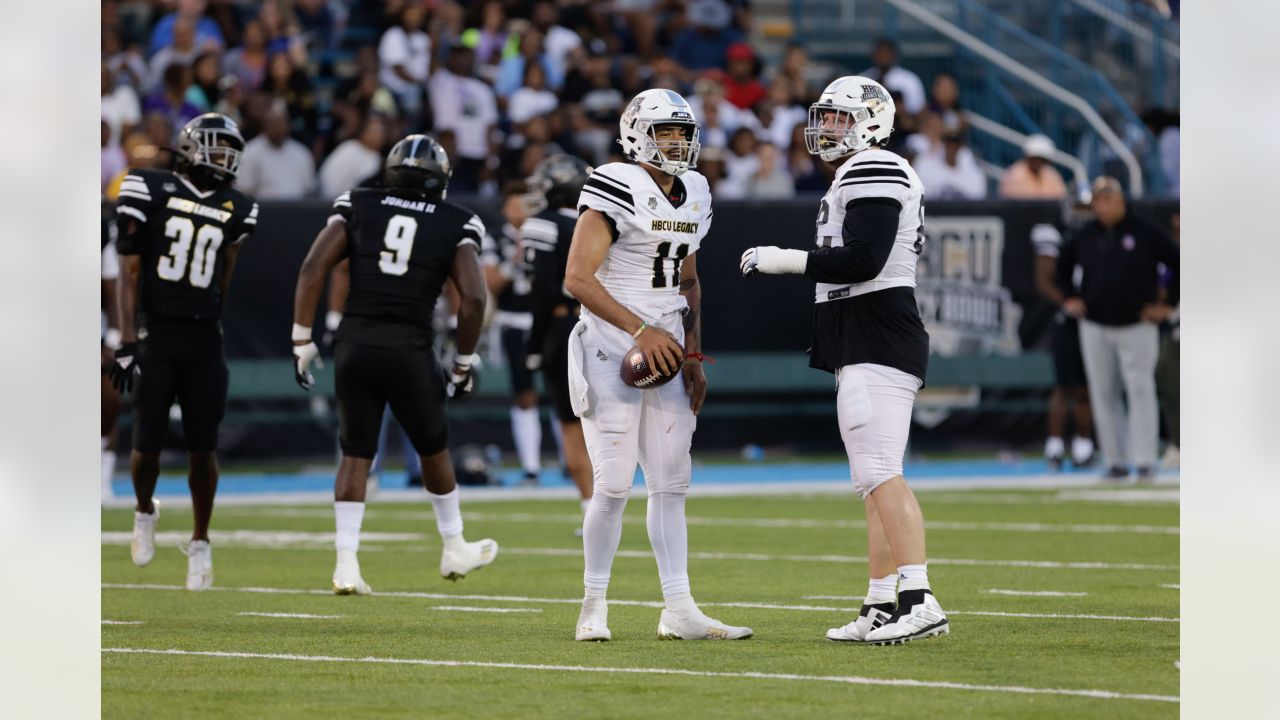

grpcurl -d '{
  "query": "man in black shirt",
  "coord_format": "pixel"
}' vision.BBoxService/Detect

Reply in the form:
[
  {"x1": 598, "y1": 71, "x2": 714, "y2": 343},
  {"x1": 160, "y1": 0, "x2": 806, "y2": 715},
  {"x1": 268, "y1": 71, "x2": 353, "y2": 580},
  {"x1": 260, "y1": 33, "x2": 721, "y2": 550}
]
[
  {"x1": 1058, "y1": 177, "x2": 1178, "y2": 482},
  {"x1": 111, "y1": 113, "x2": 259, "y2": 591},
  {"x1": 291, "y1": 134, "x2": 498, "y2": 595}
]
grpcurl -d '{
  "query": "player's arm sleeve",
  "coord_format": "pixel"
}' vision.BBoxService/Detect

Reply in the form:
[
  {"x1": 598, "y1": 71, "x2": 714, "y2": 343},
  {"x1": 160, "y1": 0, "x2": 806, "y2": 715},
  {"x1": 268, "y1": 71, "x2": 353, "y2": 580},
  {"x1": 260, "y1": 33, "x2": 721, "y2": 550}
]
[
  {"x1": 459, "y1": 214, "x2": 485, "y2": 250},
  {"x1": 114, "y1": 173, "x2": 154, "y2": 254},
  {"x1": 803, "y1": 197, "x2": 901, "y2": 284},
  {"x1": 328, "y1": 191, "x2": 353, "y2": 226},
  {"x1": 233, "y1": 201, "x2": 259, "y2": 245},
  {"x1": 523, "y1": 227, "x2": 562, "y2": 356},
  {"x1": 577, "y1": 169, "x2": 633, "y2": 243}
]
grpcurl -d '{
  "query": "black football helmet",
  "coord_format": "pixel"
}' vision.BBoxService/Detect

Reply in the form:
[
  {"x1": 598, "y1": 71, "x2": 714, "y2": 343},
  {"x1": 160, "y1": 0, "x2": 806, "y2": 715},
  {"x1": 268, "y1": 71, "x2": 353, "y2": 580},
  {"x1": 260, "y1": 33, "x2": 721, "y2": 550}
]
[
  {"x1": 526, "y1": 154, "x2": 591, "y2": 213},
  {"x1": 175, "y1": 113, "x2": 245, "y2": 189},
  {"x1": 384, "y1": 134, "x2": 451, "y2": 199}
]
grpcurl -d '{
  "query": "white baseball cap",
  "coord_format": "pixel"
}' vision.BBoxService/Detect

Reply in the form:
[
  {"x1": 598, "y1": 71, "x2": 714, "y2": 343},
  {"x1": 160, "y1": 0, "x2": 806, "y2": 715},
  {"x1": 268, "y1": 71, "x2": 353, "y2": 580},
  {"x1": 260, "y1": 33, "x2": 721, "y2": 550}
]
[{"x1": 1022, "y1": 134, "x2": 1055, "y2": 159}]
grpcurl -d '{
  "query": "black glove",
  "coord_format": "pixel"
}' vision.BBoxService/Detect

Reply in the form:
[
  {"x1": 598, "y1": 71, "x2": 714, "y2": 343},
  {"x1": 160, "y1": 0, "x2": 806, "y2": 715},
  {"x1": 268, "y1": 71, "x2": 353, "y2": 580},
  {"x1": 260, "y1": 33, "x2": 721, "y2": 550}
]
[{"x1": 109, "y1": 342, "x2": 141, "y2": 394}]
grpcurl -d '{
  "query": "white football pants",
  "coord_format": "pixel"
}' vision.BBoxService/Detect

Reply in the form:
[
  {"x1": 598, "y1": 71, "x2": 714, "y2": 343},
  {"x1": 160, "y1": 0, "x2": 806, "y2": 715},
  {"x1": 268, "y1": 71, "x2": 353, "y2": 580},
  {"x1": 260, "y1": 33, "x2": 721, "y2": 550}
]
[{"x1": 836, "y1": 363, "x2": 922, "y2": 499}]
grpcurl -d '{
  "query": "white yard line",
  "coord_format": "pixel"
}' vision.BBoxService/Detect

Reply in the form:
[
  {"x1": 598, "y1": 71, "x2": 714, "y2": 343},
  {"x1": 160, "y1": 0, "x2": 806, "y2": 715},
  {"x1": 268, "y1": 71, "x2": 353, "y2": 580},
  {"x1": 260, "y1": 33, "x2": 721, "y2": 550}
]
[
  {"x1": 100, "y1": 647, "x2": 1178, "y2": 703},
  {"x1": 430, "y1": 606, "x2": 542, "y2": 614},
  {"x1": 102, "y1": 620, "x2": 144, "y2": 625},
  {"x1": 101, "y1": 584, "x2": 1179, "y2": 622},
  {"x1": 803, "y1": 595, "x2": 865, "y2": 601},
  {"x1": 237, "y1": 612, "x2": 342, "y2": 619},
  {"x1": 985, "y1": 589, "x2": 1090, "y2": 597},
  {"x1": 1160, "y1": 584, "x2": 1180, "y2": 589}
]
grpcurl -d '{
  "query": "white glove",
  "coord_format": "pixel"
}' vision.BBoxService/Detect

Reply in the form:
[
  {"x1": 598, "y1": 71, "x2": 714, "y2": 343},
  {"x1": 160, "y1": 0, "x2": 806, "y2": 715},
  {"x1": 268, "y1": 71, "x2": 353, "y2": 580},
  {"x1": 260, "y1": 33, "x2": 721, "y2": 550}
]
[
  {"x1": 526, "y1": 353, "x2": 543, "y2": 371},
  {"x1": 293, "y1": 341, "x2": 321, "y2": 390},
  {"x1": 740, "y1": 246, "x2": 809, "y2": 276}
]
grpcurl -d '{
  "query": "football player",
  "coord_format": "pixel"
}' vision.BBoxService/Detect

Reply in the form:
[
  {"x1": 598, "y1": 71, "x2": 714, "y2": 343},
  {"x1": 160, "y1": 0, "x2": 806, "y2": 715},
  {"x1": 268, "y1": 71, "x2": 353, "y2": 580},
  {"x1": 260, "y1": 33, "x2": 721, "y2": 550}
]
[
  {"x1": 565, "y1": 89, "x2": 751, "y2": 641},
  {"x1": 291, "y1": 134, "x2": 498, "y2": 596},
  {"x1": 110, "y1": 113, "x2": 259, "y2": 591},
  {"x1": 521, "y1": 154, "x2": 595, "y2": 530},
  {"x1": 741, "y1": 77, "x2": 949, "y2": 645},
  {"x1": 102, "y1": 200, "x2": 122, "y2": 501}
]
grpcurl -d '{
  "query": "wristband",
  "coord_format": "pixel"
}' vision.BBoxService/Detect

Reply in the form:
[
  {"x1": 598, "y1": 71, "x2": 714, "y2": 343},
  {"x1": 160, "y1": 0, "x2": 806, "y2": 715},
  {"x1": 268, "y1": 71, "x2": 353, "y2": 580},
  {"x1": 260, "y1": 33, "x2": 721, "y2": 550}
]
[
  {"x1": 292, "y1": 323, "x2": 313, "y2": 342},
  {"x1": 103, "y1": 328, "x2": 123, "y2": 351},
  {"x1": 454, "y1": 352, "x2": 479, "y2": 369},
  {"x1": 684, "y1": 352, "x2": 715, "y2": 364},
  {"x1": 631, "y1": 322, "x2": 648, "y2": 338},
  {"x1": 324, "y1": 310, "x2": 343, "y2": 331}
]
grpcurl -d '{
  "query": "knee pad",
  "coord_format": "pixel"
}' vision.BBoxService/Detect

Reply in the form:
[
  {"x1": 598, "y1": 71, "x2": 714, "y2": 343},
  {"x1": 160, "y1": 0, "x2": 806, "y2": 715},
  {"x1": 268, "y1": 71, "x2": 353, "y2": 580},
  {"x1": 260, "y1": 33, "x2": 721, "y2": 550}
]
[{"x1": 590, "y1": 444, "x2": 638, "y2": 499}]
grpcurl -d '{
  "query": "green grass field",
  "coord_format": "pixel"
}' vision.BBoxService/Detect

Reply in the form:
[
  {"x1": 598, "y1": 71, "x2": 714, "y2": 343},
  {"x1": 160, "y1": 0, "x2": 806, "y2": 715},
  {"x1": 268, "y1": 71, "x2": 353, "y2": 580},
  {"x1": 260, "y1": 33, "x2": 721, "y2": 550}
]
[{"x1": 102, "y1": 485, "x2": 1179, "y2": 719}]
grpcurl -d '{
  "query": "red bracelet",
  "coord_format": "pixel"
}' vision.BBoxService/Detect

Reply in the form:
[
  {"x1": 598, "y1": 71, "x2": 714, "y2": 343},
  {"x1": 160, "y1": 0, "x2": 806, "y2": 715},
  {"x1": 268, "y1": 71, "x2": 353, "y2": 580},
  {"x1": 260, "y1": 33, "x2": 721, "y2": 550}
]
[{"x1": 684, "y1": 352, "x2": 715, "y2": 364}]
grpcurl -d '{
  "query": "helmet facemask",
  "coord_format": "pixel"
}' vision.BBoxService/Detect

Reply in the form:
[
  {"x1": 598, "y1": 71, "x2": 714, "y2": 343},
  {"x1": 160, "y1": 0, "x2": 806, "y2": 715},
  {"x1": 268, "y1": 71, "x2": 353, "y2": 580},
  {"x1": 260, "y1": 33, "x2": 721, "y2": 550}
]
[
  {"x1": 804, "y1": 101, "x2": 887, "y2": 162},
  {"x1": 634, "y1": 120, "x2": 701, "y2": 176},
  {"x1": 522, "y1": 177, "x2": 550, "y2": 215},
  {"x1": 181, "y1": 127, "x2": 244, "y2": 185}
]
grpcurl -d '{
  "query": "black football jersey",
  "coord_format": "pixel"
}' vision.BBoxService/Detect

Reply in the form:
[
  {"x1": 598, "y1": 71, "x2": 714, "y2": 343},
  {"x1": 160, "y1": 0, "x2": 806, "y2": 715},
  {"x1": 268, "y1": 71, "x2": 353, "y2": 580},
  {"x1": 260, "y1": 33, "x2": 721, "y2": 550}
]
[
  {"x1": 331, "y1": 188, "x2": 485, "y2": 349},
  {"x1": 480, "y1": 222, "x2": 532, "y2": 316},
  {"x1": 115, "y1": 168, "x2": 258, "y2": 324},
  {"x1": 523, "y1": 208, "x2": 579, "y2": 354}
]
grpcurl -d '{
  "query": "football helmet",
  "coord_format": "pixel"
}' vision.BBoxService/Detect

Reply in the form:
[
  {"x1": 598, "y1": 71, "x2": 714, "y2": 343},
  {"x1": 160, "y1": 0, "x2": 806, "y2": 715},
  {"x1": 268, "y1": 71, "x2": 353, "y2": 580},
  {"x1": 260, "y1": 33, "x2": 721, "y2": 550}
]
[
  {"x1": 385, "y1": 134, "x2": 452, "y2": 199},
  {"x1": 525, "y1": 154, "x2": 591, "y2": 214},
  {"x1": 618, "y1": 89, "x2": 701, "y2": 176},
  {"x1": 804, "y1": 76, "x2": 896, "y2": 162},
  {"x1": 175, "y1": 113, "x2": 245, "y2": 188}
]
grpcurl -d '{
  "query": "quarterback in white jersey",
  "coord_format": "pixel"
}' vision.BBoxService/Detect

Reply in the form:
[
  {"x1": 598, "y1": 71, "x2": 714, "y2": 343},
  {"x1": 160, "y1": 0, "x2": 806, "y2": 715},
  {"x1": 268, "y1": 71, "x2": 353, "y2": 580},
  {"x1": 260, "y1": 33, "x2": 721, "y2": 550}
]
[
  {"x1": 741, "y1": 76, "x2": 948, "y2": 645},
  {"x1": 563, "y1": 88, "x2": 751, "y2": 641}
]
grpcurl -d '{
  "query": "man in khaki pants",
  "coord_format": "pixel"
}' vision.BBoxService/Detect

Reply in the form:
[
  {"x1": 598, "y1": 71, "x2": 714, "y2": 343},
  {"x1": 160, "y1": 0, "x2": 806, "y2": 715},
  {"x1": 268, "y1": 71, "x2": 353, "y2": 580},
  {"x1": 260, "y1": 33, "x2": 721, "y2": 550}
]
[{"x1": 1057, "y1": 177, "x2": 1179, "y2": 482}]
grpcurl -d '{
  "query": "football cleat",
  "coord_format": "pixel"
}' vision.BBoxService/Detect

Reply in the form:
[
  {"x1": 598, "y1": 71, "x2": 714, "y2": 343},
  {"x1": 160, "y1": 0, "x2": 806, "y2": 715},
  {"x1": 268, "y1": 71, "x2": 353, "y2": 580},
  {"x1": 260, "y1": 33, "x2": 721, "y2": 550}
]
[
  {"x1": 131, "y1": 501, "x2": 159, "y2": 567},
  {"x1": 657, "y1": 608, "x2": 753, "y2": 640},
  {"x1": 864, "y1": 590, "x2": 949, "y2": 646},
  {"x1": 576, "y1": 595, "x2": 611, "y2": 641},
  {"x1": 440, "y1": 538, "x2": 499, "y2": 581},
  {"x1": 332, "y1": 550, "x2": 373, "y2": 595},
  {"x1": 181, "y1": 539, "x2": 213, "y2": 592},
  {"x1": 826, "y1": 602, "x2": 895, "y2": 642}
]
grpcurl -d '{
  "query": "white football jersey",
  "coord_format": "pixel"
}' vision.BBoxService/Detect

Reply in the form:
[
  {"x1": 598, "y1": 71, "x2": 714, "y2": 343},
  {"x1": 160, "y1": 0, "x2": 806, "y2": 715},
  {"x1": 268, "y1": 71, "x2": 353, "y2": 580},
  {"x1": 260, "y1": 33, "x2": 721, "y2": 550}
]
[
  {"x1": 576, "y1": 162, "x2": 713, "y2": 311},
  {"x1": 813, "y1": 147, "x2": 925, "y2": 303}
]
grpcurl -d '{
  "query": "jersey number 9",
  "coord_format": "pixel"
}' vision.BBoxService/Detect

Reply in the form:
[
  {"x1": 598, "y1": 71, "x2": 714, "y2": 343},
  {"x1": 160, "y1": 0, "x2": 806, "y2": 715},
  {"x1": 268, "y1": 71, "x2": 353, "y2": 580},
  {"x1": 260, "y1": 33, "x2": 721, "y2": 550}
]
[{"x1": 379, "y1": 214, "x2": 418, "y2": 276}]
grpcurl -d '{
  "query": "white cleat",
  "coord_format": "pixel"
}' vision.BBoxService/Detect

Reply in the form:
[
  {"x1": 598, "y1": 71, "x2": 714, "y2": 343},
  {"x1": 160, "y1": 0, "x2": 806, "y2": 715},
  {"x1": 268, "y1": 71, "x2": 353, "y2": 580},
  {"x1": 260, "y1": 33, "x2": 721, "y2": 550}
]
[
  {"x1": 575, "y1": 595, "x2": 611, "y2": 641},
  {"x1": 827, "y1": 602, "x2": 895, "y2": 642},
  {"x1": 440, "y1": 537, "x2": 499, "y2": 581},
  {"x1": 332, "y1": 550, "x2": 373, "y2": 595},
  {"x1": 864, "y1": 590, "x2": 949, "y2": 646},
  {"x1": 658, "y1": 608, "x2": 753, "y2": 640},
  {"x1": 131, "y1": 501, "x2": 159, "y2": 567},
  {"x1": 182, "y1": 539, "x2": 213, "y2": 591}
]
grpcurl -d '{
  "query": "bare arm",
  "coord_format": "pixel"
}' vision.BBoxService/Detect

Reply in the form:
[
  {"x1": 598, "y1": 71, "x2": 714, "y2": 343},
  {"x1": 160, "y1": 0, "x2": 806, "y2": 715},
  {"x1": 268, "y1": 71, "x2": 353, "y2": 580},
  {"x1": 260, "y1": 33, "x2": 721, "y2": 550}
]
[
  {"x1": 327, "y1": 259, "x2": 350, "y2": 312},
  {"x1": 679, "y1": 253, "x2": 707, "y2": 414},
  {"x1": 219, "y1": 242, "x2": 243, "y2": 303},
  {"x1": 1034, "y1": 254, "x2": 1065, "y2": 306},
  {"x1": 117, "y1": 255, "x2": 140, "y2": 344},
  {"x1": 449, "y1": 244, "x2": 486, "y2": 356},
  {"x1": 293, "y1": 221, "x2": 349, "y2": 336}
]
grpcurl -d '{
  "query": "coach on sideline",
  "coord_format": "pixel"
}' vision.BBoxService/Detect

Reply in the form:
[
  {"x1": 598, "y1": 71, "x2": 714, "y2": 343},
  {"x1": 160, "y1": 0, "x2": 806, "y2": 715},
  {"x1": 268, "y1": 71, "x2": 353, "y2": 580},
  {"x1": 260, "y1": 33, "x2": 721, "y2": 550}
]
[{"x1": 1057, "y1": 176, "x2": 1179, "y2": 482}]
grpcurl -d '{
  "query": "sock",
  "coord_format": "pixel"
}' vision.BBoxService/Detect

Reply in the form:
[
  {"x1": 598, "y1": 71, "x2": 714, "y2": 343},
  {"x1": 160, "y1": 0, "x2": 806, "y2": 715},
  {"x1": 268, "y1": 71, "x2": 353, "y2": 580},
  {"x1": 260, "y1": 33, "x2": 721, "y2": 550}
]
[
  {"x1": 663, "y1": 591, "x2": 697, "y2": 614},
  {"x1": 334, "y1": 501, "x2": 365, "y2": 552},
  {"x1": 511, "y1": 406, "x2": 542, "y2": 476},
  {"x1": 1071, "y1": 436, "x2": 1095, "y2": 464},
  {"x1": 582, "y1": 493, "x2": 628, "y2": 594},
  {"x1": 429, "y1": 488, "x2": 464, "y2": 540},
  {"x1": 580, "y1": 498, "x2": 591, "y2": 517},
  {"x1": 898, "y1": 564, "x2": 929, "y2": 592},
  {"x1": 646, "y1": 491, "x2": 691, "y2": 600},
  {"x1": 1045, "y1": 436, "x2": 1065, "y2": 459},
  {"x1": 866, "y1": 575, "x2": 898, "y2": 604}
]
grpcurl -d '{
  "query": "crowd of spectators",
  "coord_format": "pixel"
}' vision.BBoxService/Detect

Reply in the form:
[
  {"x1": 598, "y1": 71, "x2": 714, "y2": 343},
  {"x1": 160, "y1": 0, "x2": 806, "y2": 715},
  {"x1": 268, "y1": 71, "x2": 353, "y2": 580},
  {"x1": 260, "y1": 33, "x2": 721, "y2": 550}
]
[{"x1": 100, "y1": 0, "x2": 1177, "y2": 202}]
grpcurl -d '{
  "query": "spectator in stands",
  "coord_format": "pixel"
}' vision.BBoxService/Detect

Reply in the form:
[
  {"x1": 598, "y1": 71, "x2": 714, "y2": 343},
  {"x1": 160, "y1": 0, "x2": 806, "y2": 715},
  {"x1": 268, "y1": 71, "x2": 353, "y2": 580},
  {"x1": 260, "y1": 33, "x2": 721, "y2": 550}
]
[
  {"x1": 104, "y1": 132, "x2": 161, "y2": 200},
  {"x1": 612, "y1": 0, "x2": 660, "y2": 59},
  {"x1": 319, "y1": 115, "x2": 388, "y2": 198},
  {"x1": 185, "y1": 51, "x2": 223, "y2": 112},
  {"x1": 689, "y1": 75, "x2": 757, "y2": 135},
  {"x1": 378, "y1": 1, "x2": 432, "y2": 127},
  {"x1": 509, "y1": 62, "x2": 559, "y2": 125},
  {"x1": 698, "y1": 146, "x2": 727, "y2": 192},
  {"x1": 912, "y1": 131, "x2": 986, "y2": 200},
  {"x1": 999, "y1": 134, "x2": 1068, "y2": 199},
  {"x1": 332, "y1": 52, "x2": 399, "y2": 146},
  {"x1": 1058, "y1": 176, "x2": 1179, "y2": 483},
  {"x1": 722, "y1": 42, "x2": 766, "y2": 110},
  {"x1": 671, "y1": 0, "x2": 742, "y2": 72},
  {"x1": 530, "y1": 0, "x2": 582, "y2": 91},
  {"x1": 788, "y1": 142, "x2": 827, "y2": 194},
  {"x1": 906, "y1": 109, "x2": 944, "y2": 164},
  {"x1": 778, "y1": 42, "x2": 814, "y2": 105},
  {"x1": 1143, "y1": 108, "x2": 1179, "y2": 196},
  {"x1": 695, "y1": 91, "x2": 729, "y2": 151},
  {"x1": 740, "y1": 142, "x2": 795, "y2": 199},
  {"x1": 147, "y1": 17, "x2": 201, "y2": 92},
  {"x1": 102, "y1": 119, "x2": 126, "y2": 192},
  {"x1": 262, "y1": 51, "x2": 319, "y2": 147},
  {"x1": 293, "y1": 0, "x2": 340, "y2": 51},
  {"x1": 429, "y1": 44, "x2": 498, "y2": 192},
  {"x1": 224, "y1": 19, "x2": 269, "y2": 91},
  {"x1": 755, "y1": 78, "x2": 807, "y2": 150},
  {"x1": 237, "y1": 101, "x2": 317, "y2": 199},
  {"x1": 103, "y1": 26, "x2": 148, "y2": 92},
  {"x1": 257, "y1": 0, "x2": 309, "y2": 67},
  {"x1": 102, "y1": 62, "x2": 141, "y2": 147},
  {"x1": 144, "y1": 63, "x2": 202, "y2": 131},
  {"x1": 719, "y1": 127, "x2": 760, "y2": 199},
  {"x1": 564, "y1": 49, "x2": 623, "y2": 165},
  {"x1": 860, "y1": 37, "x2": 926, "y2": 115},
  {"x1": 882, "y1": 89, "x2": 918, "y2": 158},
  {"x1": 496, "y1": 29, "x2": 551, "y2": 99},
  {"x1": 928, "y1": 72, "x2": 964, "y2": 132},
  {"x1": 148, "y1": 0, "x2": 224, "y2": 57},
  {"x1": 141, "y1": 113, "x2": 175, "y2": 165},
  {"x1": 461, "y1": 0, "x2": 509, "y2": 82},
  {"x1": 213, "y1": 74, "x2": 244, "y2": 125}
]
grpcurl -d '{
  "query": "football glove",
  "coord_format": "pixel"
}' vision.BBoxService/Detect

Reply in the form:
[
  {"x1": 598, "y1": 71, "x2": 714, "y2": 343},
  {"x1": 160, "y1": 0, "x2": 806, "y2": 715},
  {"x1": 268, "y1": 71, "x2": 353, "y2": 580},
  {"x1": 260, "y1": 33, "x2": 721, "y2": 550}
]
[
  {"x1": 446, "y1": 353, "x2": 478, "y2": 400},
  {"x1": 320, "y1": 311, "x2": 342, "y2": 350},
  {"x1": 740, "y1": 246, "x2": 809, "y2": 276},
  {"x1": 109, "y1": 342, "x2": 141, "y2": 394},
  {"x1": 526, "y1": 353, "x2": 543, "y2": 371},
  {"x1": 293, "y1": 341, "x2": 321, "y2": 390}
]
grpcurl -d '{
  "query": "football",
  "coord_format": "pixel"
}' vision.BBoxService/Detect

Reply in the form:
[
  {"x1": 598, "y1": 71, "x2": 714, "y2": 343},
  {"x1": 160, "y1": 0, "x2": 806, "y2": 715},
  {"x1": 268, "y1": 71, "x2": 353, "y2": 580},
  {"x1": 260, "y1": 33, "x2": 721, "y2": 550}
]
[{"x1": 619, "y1": 345, "x2": 683, "y2": 388}]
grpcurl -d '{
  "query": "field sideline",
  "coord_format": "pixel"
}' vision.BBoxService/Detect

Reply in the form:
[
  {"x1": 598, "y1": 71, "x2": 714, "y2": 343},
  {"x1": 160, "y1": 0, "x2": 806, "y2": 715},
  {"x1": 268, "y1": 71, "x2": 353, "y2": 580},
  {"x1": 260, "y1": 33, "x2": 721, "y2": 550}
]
[{"x1": 102, "y1": 477, "x2": 1179, "y2": 719}]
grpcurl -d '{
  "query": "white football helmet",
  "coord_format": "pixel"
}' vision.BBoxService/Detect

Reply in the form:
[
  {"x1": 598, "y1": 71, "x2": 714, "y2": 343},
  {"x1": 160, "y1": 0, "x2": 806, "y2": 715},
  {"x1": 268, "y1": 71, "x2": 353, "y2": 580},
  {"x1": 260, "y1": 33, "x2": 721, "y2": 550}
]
[
  {"x1": 804, "y1": 76, "x2": 896, "y2": 162},
  {"x1": 618, "y1": 89, "x2": 701, "y2": 176}
]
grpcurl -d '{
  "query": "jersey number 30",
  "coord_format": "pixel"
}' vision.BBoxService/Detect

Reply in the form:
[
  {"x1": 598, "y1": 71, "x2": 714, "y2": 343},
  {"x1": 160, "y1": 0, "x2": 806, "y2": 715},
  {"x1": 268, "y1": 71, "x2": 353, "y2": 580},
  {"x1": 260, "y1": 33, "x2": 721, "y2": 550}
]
[{"x1": 159, "y1": 217, "x2": 224, "y2": 288}]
